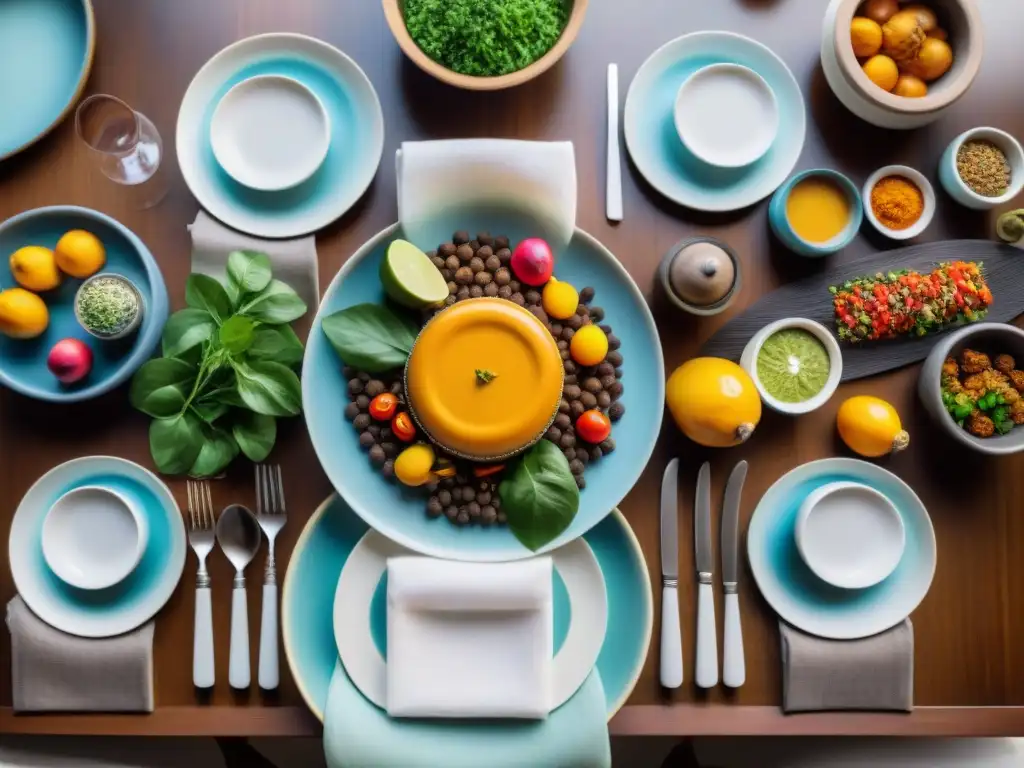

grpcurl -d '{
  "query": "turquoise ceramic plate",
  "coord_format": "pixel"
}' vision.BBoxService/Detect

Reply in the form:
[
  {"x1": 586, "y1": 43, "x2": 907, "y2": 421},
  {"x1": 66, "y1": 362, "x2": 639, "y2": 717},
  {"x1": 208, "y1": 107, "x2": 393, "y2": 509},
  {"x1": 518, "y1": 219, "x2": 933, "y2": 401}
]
[
  {"x1": 282, "y1": 495, "x2": 652, "y2": 722},
  {"x1": 176, "y1": 33, "x2": 384, "y2": 238},
  {"x1": 0, "y1": 0, "x2": 95, "y2": 160},
  {"x1": 8, "y1": 456, "x2": 186, "y2": 638},
  {"x1": 0, "y1": 207, "x2": 168, "y2": 402},
  {"x1": 624, "y1": 31, "x2": 806, "y2": 212},
  {"x1": 747, "y1": 458, "x2": 936, "y2": 639},
  {"x1": 302, "y1": 223, "x2": 664, "y2": 561}
]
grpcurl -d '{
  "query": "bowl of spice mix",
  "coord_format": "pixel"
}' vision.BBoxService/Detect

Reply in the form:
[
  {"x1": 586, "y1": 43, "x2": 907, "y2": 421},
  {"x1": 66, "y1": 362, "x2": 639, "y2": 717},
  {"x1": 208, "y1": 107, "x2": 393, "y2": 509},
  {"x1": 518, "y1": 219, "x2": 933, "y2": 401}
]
[
  {"x1": 939, "y1": 126, "x2": 1024, "y2": 210},
  {"x1": 382, "y1": 0, "x2": 588, "y2": 90},
  {"x1": 74, "y1": 273, "x2": 143, "y2": 340},
  {"x1": 769, "y1": 168, "x2": 864, "y2": 257},
  {"x1": 863, "y1": 164, "x2": 935, "y2": 239}
]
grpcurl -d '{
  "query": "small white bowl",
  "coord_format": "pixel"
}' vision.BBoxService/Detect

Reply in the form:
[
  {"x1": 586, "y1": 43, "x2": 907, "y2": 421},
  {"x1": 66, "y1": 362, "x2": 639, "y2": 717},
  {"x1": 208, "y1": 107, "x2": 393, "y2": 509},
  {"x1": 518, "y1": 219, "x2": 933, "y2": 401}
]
[
  {"x1": 739, "y1": 317, "x2": 842, "y2": 415},
  {"x1": 74, "y1": 273, "x2": 144, "y2": 340},
  {"x1": 42, "y1": 486, "x2": 148, "y2": 590},
  {"x1": 210, "y1": 74, "x2": 331, "y2": 191},
  {"x1": 862, "y1": 165, "x2": 936, "y2": 241},
  {"x1": 673, "y1": 63, "x2": 779, "y2": 168},
  {"x1": 939, "y1": 127, "x2": 1024, "y2": 211},
  {"x1": 795, "y1": 481, "x2": 905, "y2": 590}
]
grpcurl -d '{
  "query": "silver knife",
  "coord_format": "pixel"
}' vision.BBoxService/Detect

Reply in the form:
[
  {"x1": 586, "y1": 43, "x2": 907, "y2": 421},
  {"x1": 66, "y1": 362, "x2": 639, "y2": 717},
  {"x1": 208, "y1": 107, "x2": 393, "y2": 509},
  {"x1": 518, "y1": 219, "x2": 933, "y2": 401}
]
[
  {"x1": 721, "y1": 461, "x2": 748, "y2": 688},
  {"x1": 659, "y1": 458, "x2": 683, "y2": 688},
  {"x1": 694, "y1": 462, "x2": 718, "y2": 688}
]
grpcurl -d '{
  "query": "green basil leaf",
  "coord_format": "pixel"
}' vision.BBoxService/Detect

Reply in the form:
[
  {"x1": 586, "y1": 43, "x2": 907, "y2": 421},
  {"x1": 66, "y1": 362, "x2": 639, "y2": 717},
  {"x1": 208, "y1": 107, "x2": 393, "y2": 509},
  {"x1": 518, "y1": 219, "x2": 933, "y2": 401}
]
[
  {"x1": 130, "y1": 357, "x2": 196, "y2": 417},
  {"x1": 498, "y1": 440, "x2": 579, "y2": 551},
  {"x1": 188, "y1": 423, "x2": 238, "y2": 478},
  {"x1": 227, "y1": 250, "x2": 272, "y2": 295},
  {"x1": 233, "y1": 359, "x2": 302, "y2": 416},
  {"x1": 149, "y1": 411, "x2": 203, "y2": 475},
  {"x1": 232, "y1": 411, "x2": 277, "y2": 462},
  {"x1": 238, "y1": 280, "x2": 307, "y2": 325},
  {"x1": 192, "y1": 399, "x2": 229, "y2": 423},
  {"x1": 248, "y1": 325, "x2": 304, "y2": 366},
  {"x1": 199, "y1": 384, "x2": 246, "y2": 408},
  {"x1": 219, "y1": 315, "x2": 255, "y2": 355},
  {"x1": 185, "y1": 273, "x2": 232, "y2": 323},
  {"x1": 321, "y1": 303, "x2": 417, "y2": 373},
  {"x1": 162, "y1": 308, "x2": 216, "y2": 358}
]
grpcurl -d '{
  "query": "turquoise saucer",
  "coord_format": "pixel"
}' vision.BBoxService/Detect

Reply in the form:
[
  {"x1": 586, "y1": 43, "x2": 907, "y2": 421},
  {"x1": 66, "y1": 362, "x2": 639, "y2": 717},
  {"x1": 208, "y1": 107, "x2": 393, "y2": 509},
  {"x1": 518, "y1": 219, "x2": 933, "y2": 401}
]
[
  {"x1": 624, "y1": 31, "x2": 806, "y2": 212},
  {"x1": 768, "y1": 169, "x2": 863, "y2": 257},
  {"x1": 0, "y1": 207, "x2": 168, "y2": 402},
  {"x1": 282, "y1": 495, "x2": 652, "y2": 722}
]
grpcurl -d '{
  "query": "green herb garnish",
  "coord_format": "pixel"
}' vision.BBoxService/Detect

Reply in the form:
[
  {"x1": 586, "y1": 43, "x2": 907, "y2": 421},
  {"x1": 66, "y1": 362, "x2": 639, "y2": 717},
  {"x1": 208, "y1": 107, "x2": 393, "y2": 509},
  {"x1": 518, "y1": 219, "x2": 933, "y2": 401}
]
[
  {"x1": 498, "y1": 440, "x2": 579, "y2": 551},
  {"x1": 475, "y1": 368, "x2": 497, "y2": 384},
  {"x1": 78, "y1": 277, "x2": 139, "y2": 335}
]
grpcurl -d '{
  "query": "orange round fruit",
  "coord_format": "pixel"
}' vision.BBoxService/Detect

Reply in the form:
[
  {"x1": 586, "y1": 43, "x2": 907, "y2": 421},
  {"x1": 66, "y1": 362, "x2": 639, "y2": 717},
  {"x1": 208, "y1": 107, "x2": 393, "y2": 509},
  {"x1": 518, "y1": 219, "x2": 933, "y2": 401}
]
[
  {"x1": 862, "y1": 54, "x2": 900, "y2": 91},
  {"x1": 851, "y1": 17, "x2": 883, "y2": 58}
]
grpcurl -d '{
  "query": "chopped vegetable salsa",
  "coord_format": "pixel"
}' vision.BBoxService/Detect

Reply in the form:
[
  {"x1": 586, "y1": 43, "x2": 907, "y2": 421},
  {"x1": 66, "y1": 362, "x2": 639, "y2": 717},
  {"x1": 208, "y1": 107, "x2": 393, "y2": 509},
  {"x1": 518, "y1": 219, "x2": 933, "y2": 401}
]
[{"x1": 941, "y1": 349, "x2": 1024, "y2": 438}]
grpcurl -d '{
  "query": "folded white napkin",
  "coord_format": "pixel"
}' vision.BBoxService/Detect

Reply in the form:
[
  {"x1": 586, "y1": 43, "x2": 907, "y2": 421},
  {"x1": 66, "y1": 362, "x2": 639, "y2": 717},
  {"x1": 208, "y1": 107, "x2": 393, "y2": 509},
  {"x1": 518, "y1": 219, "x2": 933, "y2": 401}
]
[
  {"x1": 396, "y1": 139, "x2": 577, "y2": 253},
  {"x1": 386, "y1": 557, "x2": 553, "y2": 719}
]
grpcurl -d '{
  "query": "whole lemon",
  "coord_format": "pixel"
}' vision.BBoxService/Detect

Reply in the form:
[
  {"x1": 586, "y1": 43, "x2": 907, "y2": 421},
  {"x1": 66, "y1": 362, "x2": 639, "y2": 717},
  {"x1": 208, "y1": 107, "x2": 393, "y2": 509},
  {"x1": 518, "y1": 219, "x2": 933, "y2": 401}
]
[
  {"x1": 541, "y1": 279, "x2": 579, "y2": 320},
  {"x1": 837, "y1": 395, "x2": 909, "y2": 457},
  {"x1": 393, "y1": 444, "x2": 436, "y2": 487},
  {"x1": 862, "y1": 54, "x2": 900, "y2": 92},
  {"x1": 666, "y1": 357, "x2": 761, "y2": 447},
  {"x1": 893, "y1": 73, "x2": 928, "y2": 98},
  {"x1": 904, "y1": 37, "x2": 953, "y2": 82},
  {"x1": 55, "y1": 230, "x2": 106, "y2": 278},
  {"x1": 10, "y1": 246, "x2": 60, "y2": 291},
  {"x1": 850, "y1": 17, "x2": 883, "y2": 58},
  {"x1": 570, "y1": 324, "x2": 608, "y2": 367},
  {"x1": 0, "y1": 287, "x2": 49, "y2": 339}
]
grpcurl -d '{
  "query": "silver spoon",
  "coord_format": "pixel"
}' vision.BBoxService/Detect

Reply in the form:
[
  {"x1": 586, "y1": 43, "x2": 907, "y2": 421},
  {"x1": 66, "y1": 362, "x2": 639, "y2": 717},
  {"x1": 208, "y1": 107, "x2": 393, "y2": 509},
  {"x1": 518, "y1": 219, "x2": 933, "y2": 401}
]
[{"x1": 217, "y1": 504, "x2": 261, "y2": 689}]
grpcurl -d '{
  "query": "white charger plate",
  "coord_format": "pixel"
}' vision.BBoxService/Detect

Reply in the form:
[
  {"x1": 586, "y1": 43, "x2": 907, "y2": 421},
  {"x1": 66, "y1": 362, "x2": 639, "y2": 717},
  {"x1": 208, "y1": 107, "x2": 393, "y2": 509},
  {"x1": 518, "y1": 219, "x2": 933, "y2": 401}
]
[
  {"x1": 333, "y1": 531, "x2": 608, "y2": 714},
  {"x1": 177, "y1": 33, "x2": 384, "y2": 238},
  {"x1": 9, "y1": 456, "x2": 186, "y2": 638}
]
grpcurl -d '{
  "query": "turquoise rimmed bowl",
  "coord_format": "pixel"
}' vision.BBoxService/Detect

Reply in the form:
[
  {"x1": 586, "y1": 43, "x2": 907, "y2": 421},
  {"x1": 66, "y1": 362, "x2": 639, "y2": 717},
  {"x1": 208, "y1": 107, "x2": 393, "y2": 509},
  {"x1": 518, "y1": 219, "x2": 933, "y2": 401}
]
[{"x1": 768, "y1": 169, "x2": 863, "y2": 258}]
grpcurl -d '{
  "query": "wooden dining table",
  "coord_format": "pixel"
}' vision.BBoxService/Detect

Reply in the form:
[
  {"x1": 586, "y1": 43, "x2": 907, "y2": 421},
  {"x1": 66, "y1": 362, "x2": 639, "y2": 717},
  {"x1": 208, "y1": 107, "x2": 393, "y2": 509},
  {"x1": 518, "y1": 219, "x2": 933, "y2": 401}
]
[{"x1": 2, "y1": 0, "x2": 1023, "y2": 739}]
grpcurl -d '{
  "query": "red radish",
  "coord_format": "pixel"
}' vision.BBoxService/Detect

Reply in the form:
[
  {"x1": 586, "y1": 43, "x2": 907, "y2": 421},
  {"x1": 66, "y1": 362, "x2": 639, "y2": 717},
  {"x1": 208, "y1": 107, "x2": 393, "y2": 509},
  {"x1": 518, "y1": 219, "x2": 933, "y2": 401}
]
[
  {"x1": 511, "y1": 238, "x2": 554, "y2": 286},
  {"x1": 47, "y1": 338, "x2": 93, "y2": 384}
]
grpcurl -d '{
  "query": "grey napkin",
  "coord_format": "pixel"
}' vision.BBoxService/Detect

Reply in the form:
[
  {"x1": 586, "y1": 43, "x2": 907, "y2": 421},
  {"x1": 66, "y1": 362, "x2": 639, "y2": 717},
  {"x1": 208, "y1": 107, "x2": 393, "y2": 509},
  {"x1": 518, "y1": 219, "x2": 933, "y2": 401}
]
[
  {"x1": 779, "y1": 619, "x2": 913, "y2": 713},
  {"x1": 188, "y1": 211, "x2": 320, "y2": 309},
  {"x1": 6, "y1": 597, "x2": 155, "y2": 712}
]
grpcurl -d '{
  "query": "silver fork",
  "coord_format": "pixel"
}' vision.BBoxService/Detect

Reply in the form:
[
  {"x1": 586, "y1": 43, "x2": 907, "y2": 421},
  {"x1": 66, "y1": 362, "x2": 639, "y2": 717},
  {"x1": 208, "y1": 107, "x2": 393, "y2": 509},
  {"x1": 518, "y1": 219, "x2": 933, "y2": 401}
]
[
  {"x1": 255, "y1": 464, "x2": 287, "y2": 690},
  {"x1": 186, "y1": 480, "x2": 216, "y2": 689}
]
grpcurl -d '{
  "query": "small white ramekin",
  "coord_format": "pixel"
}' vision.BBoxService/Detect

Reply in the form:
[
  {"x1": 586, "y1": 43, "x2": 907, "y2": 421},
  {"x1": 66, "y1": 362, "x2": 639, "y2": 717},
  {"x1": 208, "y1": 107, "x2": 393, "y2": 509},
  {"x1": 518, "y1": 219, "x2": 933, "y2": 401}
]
[
  {"x1": 939, "y1": 127, "x2": 1024, "y2": 211},
  {"x1": 862, "y1": 165, "x2": 936, "y2": 241}
]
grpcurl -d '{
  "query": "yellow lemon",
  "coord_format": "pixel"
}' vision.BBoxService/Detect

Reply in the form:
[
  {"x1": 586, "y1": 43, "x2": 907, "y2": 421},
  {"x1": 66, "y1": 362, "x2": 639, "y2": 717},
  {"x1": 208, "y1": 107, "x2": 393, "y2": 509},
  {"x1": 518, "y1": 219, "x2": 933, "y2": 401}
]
[
  {"x1": 393, "y1": 444, "x2": 436, "y2": 487},
  {"x1": 904, "y1": 37, "x2": 953, "y2": 82},
  {"x1": 851, "y1": 17, "x2": 883, "y2": 58},
  {"x1": 837, "y1": 395, "x2": 909, "y2": 457},
  {"x1": 542, "y1": 279, "x2": 579, "y2": 320},
  {"x1": 893, "y1": 73, "x2": 928, "y2": 98},
  {"x1": 55, "y1": 230, "x2": 106, "y2": 278},
  {"x1": 666, "y1": 358, "x2": 761, "y2": 447},
  {"x1": 570, "y1": 324, "x2": 608, "y2": 366},
  {"x1": 862, "y1": 54, "x2": 900, "y2": 92},
  {"x1": 0, "y1": 287, "x2": 49, "y2": 339},
  {"x1": 10, "y1": 246, "x2": 60, "y2": 291}
]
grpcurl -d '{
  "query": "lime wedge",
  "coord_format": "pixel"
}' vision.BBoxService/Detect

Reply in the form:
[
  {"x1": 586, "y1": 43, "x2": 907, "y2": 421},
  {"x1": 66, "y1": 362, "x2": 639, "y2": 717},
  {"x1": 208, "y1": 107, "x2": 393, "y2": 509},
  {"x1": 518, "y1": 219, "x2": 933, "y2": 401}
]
[
  {"x1": 380, "y1": 239, "x2": 450, "y2": 309},
  {"x1": 996, "y1": 210, "x2": 1024, "y2": 243}
]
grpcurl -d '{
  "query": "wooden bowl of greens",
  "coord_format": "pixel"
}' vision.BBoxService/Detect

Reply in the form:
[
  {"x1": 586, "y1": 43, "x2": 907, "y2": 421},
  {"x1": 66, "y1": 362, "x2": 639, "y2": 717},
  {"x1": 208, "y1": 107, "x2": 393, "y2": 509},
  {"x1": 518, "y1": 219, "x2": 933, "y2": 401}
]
[{"x1": 383, "y1": 0, "x2": 588, "y2": 90}]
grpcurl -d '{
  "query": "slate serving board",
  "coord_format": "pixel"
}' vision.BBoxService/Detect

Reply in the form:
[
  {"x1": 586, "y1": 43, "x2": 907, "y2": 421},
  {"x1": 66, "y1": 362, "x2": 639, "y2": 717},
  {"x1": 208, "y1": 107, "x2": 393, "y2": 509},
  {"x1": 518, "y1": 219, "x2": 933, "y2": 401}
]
[{"x1": 701, "y1": 240, "x2": 1024, "y2": 381}]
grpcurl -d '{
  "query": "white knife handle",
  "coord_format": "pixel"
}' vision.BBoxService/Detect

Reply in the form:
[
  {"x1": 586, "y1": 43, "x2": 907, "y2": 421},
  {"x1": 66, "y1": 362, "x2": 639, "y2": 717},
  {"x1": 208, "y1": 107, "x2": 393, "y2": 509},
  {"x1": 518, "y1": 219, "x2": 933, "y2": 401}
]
[
  {"x1": 229, "y1": 581, "x2": 250, "y2": 689},
  {"x1": 193, "y1": 586, "x2": 214, "y2": 689},
  {"x1": 723, "y1": 590, "x2": 745, "y2": 688},
  {"x1": 258, "y1": 582, "x2": 279, "y2": 690},
  {"x1": 605, "y1": 64, "x2": 623, "y2": 222},
  {"x1": 695, "y1": 580, "x2": 719, "y2": 688},
  {"x1": 659, "y1": 582, "x2": 683, "y2": 688}
]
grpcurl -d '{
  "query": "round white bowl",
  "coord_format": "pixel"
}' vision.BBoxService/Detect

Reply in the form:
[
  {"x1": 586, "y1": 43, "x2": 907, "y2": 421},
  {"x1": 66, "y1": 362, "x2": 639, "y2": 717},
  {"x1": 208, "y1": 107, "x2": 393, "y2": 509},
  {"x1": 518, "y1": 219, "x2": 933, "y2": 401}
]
[
  {"x1": 938, "y1": 127, "x2": 1024, "y2": 210},
  {"x1": 862, "y1": 164, "x2": 936, "y2": 240},
  {"x1": 673, "y1": 63, "x2": 778, "y2": 168},
  {"x1": 210, "y1": 74, "x2": 330, "y2": 191},
  {"x1": 796, "y1": 481, "x2": 906, "y2": 589},
  {"x1": 42, "y1": 485, "x2": 147, "y2": 590},
  {"x1": 74, "y1": 272, "x2": 145, "y2": 340},
  {"x1": 739, "y1": 317, "x2": 842, "y2": 415}
]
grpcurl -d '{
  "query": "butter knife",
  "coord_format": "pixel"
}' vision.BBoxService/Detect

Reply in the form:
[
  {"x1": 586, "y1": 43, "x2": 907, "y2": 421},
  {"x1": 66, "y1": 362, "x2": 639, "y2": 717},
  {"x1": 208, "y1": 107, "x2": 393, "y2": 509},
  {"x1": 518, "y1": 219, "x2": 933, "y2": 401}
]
[
  {"x1": 694, "y1": 461, "x2": 718, "y2": 688},
  {"x1": 606, "y1": 63, "x2": 623, "y2": 222},
  {"x1": 659, "y1": 458, "x2": 683, "y2": 688},
  {"x1": 721, "y1": 460, "x2": 748, "y2": 689}
]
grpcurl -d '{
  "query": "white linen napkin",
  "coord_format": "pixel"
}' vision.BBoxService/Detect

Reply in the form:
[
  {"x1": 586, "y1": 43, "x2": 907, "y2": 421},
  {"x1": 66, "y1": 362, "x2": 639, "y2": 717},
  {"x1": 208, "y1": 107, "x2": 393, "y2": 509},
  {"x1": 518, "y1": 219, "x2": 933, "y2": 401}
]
[
  {"x1": 187, "y1": 210, "x2": 320, "y2": 309},
  {"x1": 395, "y1": 140, "x2": 577, "y2": 253},
  {"x1": 386, "y1": 556, "x2": 553, "y2": 719}
]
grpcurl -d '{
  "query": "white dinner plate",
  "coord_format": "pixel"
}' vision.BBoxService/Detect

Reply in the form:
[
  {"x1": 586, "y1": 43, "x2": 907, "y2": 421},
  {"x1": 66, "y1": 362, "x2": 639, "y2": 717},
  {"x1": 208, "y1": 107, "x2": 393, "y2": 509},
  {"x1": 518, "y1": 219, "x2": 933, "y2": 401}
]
[{"x1": 8, "y1": 456, "x2": 186, "y2": 638}]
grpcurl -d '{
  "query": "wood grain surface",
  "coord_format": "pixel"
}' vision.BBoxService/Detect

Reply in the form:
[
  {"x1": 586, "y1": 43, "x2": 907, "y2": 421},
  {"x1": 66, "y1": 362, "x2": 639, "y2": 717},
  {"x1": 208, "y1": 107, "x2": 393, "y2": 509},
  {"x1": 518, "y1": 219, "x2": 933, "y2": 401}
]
[{"x1": 1, "y1": 0, "x2": 1024, "y2": 737}]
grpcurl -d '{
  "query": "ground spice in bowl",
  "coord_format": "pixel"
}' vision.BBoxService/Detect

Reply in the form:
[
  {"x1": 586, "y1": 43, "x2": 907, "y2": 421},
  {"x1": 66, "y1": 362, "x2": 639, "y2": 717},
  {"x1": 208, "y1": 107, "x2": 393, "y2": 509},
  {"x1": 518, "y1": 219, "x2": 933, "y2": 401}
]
[
  {"x1": 870, "y1": 175, "x2": 924, "y2": 230},
  {"x1": 956, "y1": 139, "x2": 1011, "y2": 197}
]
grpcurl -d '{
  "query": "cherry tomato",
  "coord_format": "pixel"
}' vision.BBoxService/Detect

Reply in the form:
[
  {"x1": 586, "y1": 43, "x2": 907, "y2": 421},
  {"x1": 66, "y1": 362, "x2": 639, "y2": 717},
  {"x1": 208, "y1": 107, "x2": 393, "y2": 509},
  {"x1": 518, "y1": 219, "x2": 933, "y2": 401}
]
[
  {"x1": 473, "y1": 463, "x2": 506, "y2": 478},
  {"x1": 369, "y1": 393, "x2": 398, "y2": 421},
  {"x1": 575, "y1": 409, "x2": 611, "y2": 444},
  {"x1": 391, "y1": 411, "x2": 416, "y2": 442}
]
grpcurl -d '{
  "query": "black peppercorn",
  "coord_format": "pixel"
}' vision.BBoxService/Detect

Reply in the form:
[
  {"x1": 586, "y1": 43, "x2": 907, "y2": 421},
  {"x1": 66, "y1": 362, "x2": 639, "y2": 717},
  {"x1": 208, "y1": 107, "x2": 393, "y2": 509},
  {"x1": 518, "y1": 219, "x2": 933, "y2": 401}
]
[
  {"x1": 456, "y1": 511, "x2": 470, "y2": 525},
  {"x1": 559, "y1": 348, "x2": 570, "y2": 361},
  {"x1": 579, "y1": 287, "x2": 595, "y2": 303},
  {"x1": 550, "y1": 322, "x2": 563, "y2": 337},
  {"x1": 570, "y1": 401, "x2": 586, "y2": 419},
  {"x1": 478, "y1": 490, "x2": 491, "y2": 506},
  {"x1": 590, "y1": 306, "x2": 605, "y2": 322},
  {"x1": 381, "y1": 442, "x2": 398, "y2": 458},
  {"x1": 456, "y1": 244, "x2": 474, "y2": 262},
  {"x1": 575, "y1": 448, "x2": 590, "y2": 465},
  {"x1": 390, "y1": 383, "x2": 403, "y2": 397},
  {"x1": 559, "y1": 399, "x2": 571, "y2": 414},
  {"x1": 485, "y1": 255, "x2": 501, "y2": 272},
  {"x1": 475, "y1": 271, "x2": 492, "y2": 286},
  {"x1": 498, "y1": 285, "x2": 512, "y2": 299},
  {"x1": 554, "y1": 413, "x2": 571, "y2": 429},
  {"x1": 569, "y1": 459, "x2": 585, "y2": 475},
  {"x1": 484, "y1": 282, "x2": 499, "y2": 297},
  {"x1": 607, "y1": 334, "x2": 621, "y2": 351},
  {"x1": 343, "y1": 365, "x2": 356, "y2": 378},
  {"x1": 439, "y1": 243, "x2": 457, "y2": 257},
  {"x1": 494, "y1": 235, "x2": 510, "y2": 249},
  {"x1": 358, "y1": 372, "x2": 371, "y2": 382},
  {"x1": 438, "y1": 489, "x2": 452, "y2": 506},
  {"x1": 562, "y1": 326, "x2": 576, "y2": 341},
  {"x1": 589, "y1": 445, "x2": 603, "y2": 461},
  {"x1": 430, "y1": 255, "x2": 445, "y2": 270},
  {"x1": 365, "y1": 380, "x2": 386, "y2": 397},
  {"x1": 607, "y1": 351, "x2": 623, "y2": 367},
  {"x1": 467, "y1": 501, "x2": 482, "y2": 518},
  {"x1": 563, "y1": 447, "x2": 577, "y2": 462},
  {"x1": 557, "y1": 339, "x2": 568, "y2": 350},
  {"x1": 576, "y1": 303, "x2": 589, "y2": 317},
  {"x1": 468, "y1": 239, "x2": 480, "y2": 251},
  {"x1": 457, "y1": 287, "x2": 471, "y2": 301},
  {"x1": 529, "y1": 306, "x2": 548, "y2": 325},
  {"x1": 469, "y1": 285, "x2": 484, "y2": 298},
  {"x1": 575, "y1": 475, "x2": 586, "y2": 490},
  {"x1": 359, "y1": 431, "x2": 375, "y2": 449},
  {"x1": 427, "y1": 497, "x2": 443, "y2": 517},
  {"x1": 597, "y1": 391, "x2": 612, "y2": 409},
  {"x1": 546, "y1": 426, "x2": 562, "y2": 442},
  {"x1": 496, "y1": 247, "x2": 512, "y2": 265},
  {"x1": 476, "y1": 245, "x2": 493, "y2": 260},
  {"x1": 564, "y1": 384, "x2": 582, "y2": 400},
  {"x1": 447, "y1": 281, "x2": 458, "y2": 295},
  {"x1": 560, "y1": 431, "x2": 576, "y2": 449},
  {"x1": 348, "y1": 378, "x2": 364, "y2": 395},
  {"x1": 609, "y1": 402, "x2": 626, "y2": 421},
  {"x1": 494, "y1": 268, "x2": 511, "y2": 286},
  {"x1": 453, "y1": 230, "x2": 470, "y2": 244},
  {"x1": 481, "y1": 505, "x2": 497, "y2": 525},
  {"x1": 367, "y1": 425, "x2": 381, "y2": 440},
  {"x1": 469, "y1": 256, "x2": 485, "y2": 273},
  {"x1": 477, "y1": 232, "x2": 494, "y2": 247},
  {"x1": 583, "y1": 377, "x2": 603, "y2": 394},
  {"x1": 600, "y1": 374, "x2": 617, "y2": 390},
  {"x1": 599, "y1": 324, "x2": 612, "y2": 335},
  {"x1": 564, "y1": 360, "x2": 578, "y2": 375},
  {"x1": 566, "y1": 314, "x2": 582, "y2": 330},
  {"x1": 462, "y1": 487, "x2": 476, "y2": 502},
  {"x1": 445, "y1": 506, "x2": 459, "y2": 521},
  {"x1": 525, "y1": 289, "x2": 541, "y2": 305},
  {"x1": 353, "y1": 413, "x2": 371, "y2": 430},
  {"x1": 614, "y1": 367, "x2": 623, "y2": 379},
  {"x1": 510, "y1": 292, "x2": 525, "y2": 306},
  {"x1": 564, "y1": 374, "x2": 577, "y2": 385},
  {"x1": 600, "y1": 438, "x2": 616, "y2": 453},
  {"x1": 445, "y1": 255, "x2": 460, "y2": 271},
  {"x1": 344, "y1": 402, "x2": 360, "y2": 420},
  {"x1": 455, "y1": 266, "x2": 474, "y2": 285},
  {"x1": 369, "y1": 445, "x2": 386, "y2": 465},
  {"x1": 608, "y1": 381, "x2": 624, "y2": 399},
  {"x1": 597, "y1": 362, "x2": 615, "y2": 377},
  {"x1": 508, "y1": 280, "x2": 521, "y2": 293},
  {"x1": 382, "y1": 459, "x2": 395, "y2": 479},
  {"x1": 580, "y1": 392, "x2": 597, "y2": 409}
]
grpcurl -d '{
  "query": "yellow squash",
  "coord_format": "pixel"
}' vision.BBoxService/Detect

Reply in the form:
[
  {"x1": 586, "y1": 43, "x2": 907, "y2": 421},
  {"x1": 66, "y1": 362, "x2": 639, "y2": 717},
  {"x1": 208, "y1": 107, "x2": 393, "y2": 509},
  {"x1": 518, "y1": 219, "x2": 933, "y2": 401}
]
[
  {"x1": 666, "y1": 357, "x2": 761, "y2": 447},
  {"x1": 837, "y1": 395, "x2": 910, "y2": 457}
]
